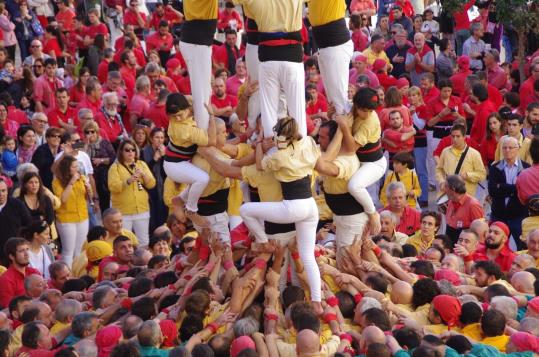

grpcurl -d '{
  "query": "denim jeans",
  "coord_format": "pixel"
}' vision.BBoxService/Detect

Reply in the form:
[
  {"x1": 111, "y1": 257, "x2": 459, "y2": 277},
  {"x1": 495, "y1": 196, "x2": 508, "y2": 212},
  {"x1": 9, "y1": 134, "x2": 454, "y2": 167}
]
[{"x1": 414, "y1": 146, "x2": 429, "y2": 202}]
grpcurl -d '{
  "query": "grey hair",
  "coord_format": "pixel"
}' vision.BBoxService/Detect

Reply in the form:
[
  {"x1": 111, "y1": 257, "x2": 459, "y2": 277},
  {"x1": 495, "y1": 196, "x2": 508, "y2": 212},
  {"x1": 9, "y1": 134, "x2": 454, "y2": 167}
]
[
  {"x1": 92, "y1": 286, "x2": 114, "y2": 309},
  {"x1": 102, "y1": 207, "x2": 121, "y2": 219},
  {"x1": 356, "y1": 74, "x2": 370, "y2": 85},
  {"x1": 72, "y1": 312, "x2": 98, "y2": 338},
  {"x1": 359, "y1": 297, "x2": 382, "y2": 314},
  {"x1": 233, "y1": 317, "x2": 260, "y2": 337},
  {"x1": 107, "y1": 70, "x2": 121, "y2": 81},
  {"x1": 458, "y1": 294, "x2": 480, "y2": 305},
  {"x1": 138, "y1": 320, "x2": 162, "y2": 347},
  {"x1": 520, "y1": 317, "x2": 539, "y2": 336},
  {"x1": 380, "y1": 210, "x2": 400, "y2": 225},
  {"x1": 470, "y1": 22, "x2": 482, "y2": 34},
  {"x1": 443, "y1": 254, "x2": 465, "y2": 273},
  {"x1": 104, "y1": 48, "x2": 114, "y2": 59},
  {"x1": 55, "y1": 299, "x2": 83, "y2": 323},
  {"x1": 438, "y1": 280, "x2": 458, "y2": 296},
  {"x1": 169, "y1": 346, "x2": 191, "y2": 357},
  {"x1": 102, "y1": 91, "x2": 118, "y2": 104},
  {"x1": 528, "y1": 229, "x2": 539, "y2": 242},
  {"x1": 502, "y1": 136, "x2": 519, "y2": 148},
  {"x1": 491, "y1": 296, "x2": 518, "y2": 321},
  {"x1": 23, "y1": 274, "x2": 43, "y2": 292},
  {"x1": 136, "y1": 75, "x2": 151, "y2": 92},
  {"x1": 122, "y1": 315, "x2": 144, "y2": 339},
  {"x1": 16, "y1": 162, "x2": 38, "y2": 181},
  {"x1": 78, "y1": 108, "x2": 93, "y2": 119},
  {"x1": 386, "y1": 181, "x2": 406, "y2": 198},
  {"x1": 145, "y1": 62, "x2": 161, "y2": 74},
  {"x1": 75, "y1": 339, "x2": 98, "y2": 357},
  {"x1": 31, "y1": 112, "x2": 47, "y2": 122}
]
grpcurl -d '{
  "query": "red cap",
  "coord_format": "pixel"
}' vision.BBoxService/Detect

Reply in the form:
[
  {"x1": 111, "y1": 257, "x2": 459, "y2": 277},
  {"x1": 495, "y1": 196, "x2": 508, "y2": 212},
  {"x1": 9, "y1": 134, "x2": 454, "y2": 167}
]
[
  {"x1": 457, "y1": 55, "x2": 470, "y2": 70},
  {"x1": 353, "y1": 52, "x2": 368, "y2": 63},
  {"x1": 432, "y1": 295, "x2": 461, "y2": 328},
  {"x1": 95, "y1": 325, "x2": 122, "y2": 357},
  {"x1": 230, "y1": 336, "x2": 256, "y2": 357},
  {"x1": 396, "y1": 77, "x2": 409, "y2": 89},
  {"x1": 434, "y1": 268, "x2": 461, "y2": 286},
  {"x1": 372, "y1": 59, "x2": 387, "y2": 72},
  {"x1": 490, "y1": 221, "x2": 510, "y2": 238},
  {"x1": 166, "y1": 58, "x2": 181, "y2": 70},
  {"x1": 160, "y1": 319, "x2": 179, "y2": 348}
]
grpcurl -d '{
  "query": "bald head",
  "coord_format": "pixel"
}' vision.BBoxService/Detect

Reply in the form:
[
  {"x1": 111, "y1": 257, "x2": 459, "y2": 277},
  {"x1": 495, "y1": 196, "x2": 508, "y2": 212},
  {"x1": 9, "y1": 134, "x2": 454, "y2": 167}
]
[
  {"x1": 511, "y1": 271, "x2": 536, "y2": 294},
  {"x1": 509, "y1": 254, "x2": 536, "y2": 278},
  {"x1": 470, "y1": 219, "x2": 489, "y2": 243},
  {"x1": 296, "y1": 329, "x2": 320, "y2": 356},
  {"x1": 390, "y1": 281, "x2": 413, "y2": 305}
]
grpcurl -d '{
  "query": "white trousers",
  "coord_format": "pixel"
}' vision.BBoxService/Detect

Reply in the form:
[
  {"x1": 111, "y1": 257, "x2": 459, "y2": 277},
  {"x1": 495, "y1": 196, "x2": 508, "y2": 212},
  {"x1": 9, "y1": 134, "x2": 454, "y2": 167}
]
[
  {"x1": 123, "y1": 211, "x2": 150, "y2": 247},
  {"x1": 163, "y1": 161, "x2": 209, "y2": 212},
  {"x1": 426, "y1": 132, "x2": 439, "y2": 187},
  {"x1": 229, "y1": 216, "x2": 242, "y2": 230},
  {"x1": 240, "y1": 198, "x2": 321, "y2": 301},
  {"x1": 334, "y1": 213, "x2": 369, "y2": 248},
  {"x1": 318, "y1": 41, "x2": 354, "y2": 115},
  {"x1": 57, "y1": 219, "x2": 89, "y2": 268},
  {"x1": 348, "y1": 157, "x2": 387, "y2": 214},
  {"x1": 192, "y1": 211, "x2": 231, "y2": 244},
  {"x1": 245, "y1": 44, "x2": 261, "y2": 128},
  {"x1": 180, "y1": 41, "x2": 212, "y2": 130},
  {"x1": 259, "y1": 61, "x2": 306, "y2": 137}
]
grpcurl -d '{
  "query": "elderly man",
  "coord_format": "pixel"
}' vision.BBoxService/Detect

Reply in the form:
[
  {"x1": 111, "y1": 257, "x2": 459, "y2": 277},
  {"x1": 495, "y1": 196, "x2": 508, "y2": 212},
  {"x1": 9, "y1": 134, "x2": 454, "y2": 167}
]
[
  {"x1": 494, "y1": 114, "x2": 532, "y2": 165},
  {"x1": 462, "y1": 22, "x2": 486, "y2": 71},
  {"x1": 102, "y1": 208, "x2": 139, "y2": 247},
  {"x1": 454, "y1": 229, "x2": 481, "y2": 273},
  {"x1": 436, "y1": 123, "x2": 486, "y2": 197},
  {"x1": 473, "y1": 221, "x2": 516, "y2": 273},
  {"x1": 510, "y1": 271, "x2": 536, "y2": 295},
  {"x1": 508, "y1": 254, "x2": 536, "y2": 279},
  {"x1": 22, "y1": 39, "x2": 51, "y2": 66},
  {"x1": 145, "y1": 62, "x2": 178, "y2": 95},
  {"x1": 444, "y1": 175, "x2": 484, "y2": 245},
  {"x1": 489, "y1": 136, "x2": 530, "y2": 248},
  {"x1": 30, "y1": 112, "x2": 48, "y2": 146},
  {"x1": 24, "y1": 274, "x2": 47, "y2": 298},
  {"x1": 484, "y1": 49, "x2": 508, "y2": 90},
  {"x1": 51, "y1": 299, "x2": 83, "y2": 335},
  {"x1": 380, "y1": 210, "x2": 408, "y2": 244},
  {"x1": 138, "y1": 320, "x2": 169, "y2": 357},
  {"x1": 18, "y1": 321, "x2": 71, "y2": 356},
  {"x1": 65, "y1": 312, "x2": 99, "y2": 346},
  {"x1": 128, "y1": 75, "x2": 152, "y2": 129},
  {"x1": 386, "y1": 29, "x2": 412, "y2": 79},
  {"x1": 95, "y1": 92, "x2": 128, "y2": 143},
  {"x1": 382, "y1": 182, "x2": 421, "y2": 236},
  {"x1": 524, "y1": 229, "x2": 539, "y2": 264},
  {"x1": 405, "y1": 33, "x2": 435, "y2": 86}
]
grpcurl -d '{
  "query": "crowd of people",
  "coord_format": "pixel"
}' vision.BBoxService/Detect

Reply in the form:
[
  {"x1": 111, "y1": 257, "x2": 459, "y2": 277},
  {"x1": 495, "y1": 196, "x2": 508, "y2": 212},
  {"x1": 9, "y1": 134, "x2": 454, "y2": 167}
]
[{"x1": 0, "y1": 0, "x2": 538, "y2": 356}]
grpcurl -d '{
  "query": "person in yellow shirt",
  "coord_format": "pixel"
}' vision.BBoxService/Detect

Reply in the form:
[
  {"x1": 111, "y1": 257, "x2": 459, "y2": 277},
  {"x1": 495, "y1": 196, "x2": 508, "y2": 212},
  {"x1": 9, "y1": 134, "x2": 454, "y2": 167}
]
[
  {"x1": 50, "y1": 298, "x2": 83, "y2": 335},
  {"x1": 336, "y1": 87, "x2": 386, "y2": 234},
  {"x1": 315, "y1": 120, "x2": 369, "y2": 268},
  {"x1": 240, "y1": 117, "x2": 323, "y2": 314},
  {"x1": 480, "y1": 309, "x2": 510, "y2": 352},
  {"x1": 53, "y1": 155, "x2": 90, "y2": 268},
  {"x1": 234, "y1": 0, "x2": 307, "y2": 138},
  {"x1": 163, "y1": 93, "x2": 217, "y2": 227},
  {"x1": 308, "y1": 0, "x2": 352, "y2": 116},
  {"x1": 362, "y1": 34, "x2": 393, "y2": 70},
  {"x1": 108, "y1": 139, "x2": 156, "y2": 247},
  {"x1": 380, "y1": 151, "x2": 421, "y2": 208},
  {"x1": 406, "y1": 211, "x2": 441, "y2": 255},
  {"x1": 179, "y1": 0, "x2": 218, "y2": 130},
  {"x1": 436, "y1": 123, "x2": 487, "y2": 197}
]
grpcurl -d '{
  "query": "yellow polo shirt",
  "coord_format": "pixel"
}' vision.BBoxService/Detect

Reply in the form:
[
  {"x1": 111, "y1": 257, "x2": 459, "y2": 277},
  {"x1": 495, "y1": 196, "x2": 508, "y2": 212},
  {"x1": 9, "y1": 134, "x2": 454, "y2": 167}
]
[
  {"x1": 168, "y1": 117, "x2": 209, "y2": 148},
  {"x1": 481, "y1": 335, "x2": 509, "y2": 352},
  {"x1": 234, "y1": 0, "x2": 303, "y2": 33},
  {"x1": 352, "y1": 111, "x2": 382, "y2": 147},
  {"x1": 308, "y1": 0, "x2": 346, "y2": 26},
  {"x1": 52, "y1": 177, "x2": 89, "y2": 223},
  {"x1": 183, "y1": 0, "x2": 218, "y2": 21},
  {"x1": 380, "y1": 168, "x2": 421, "y2": 208}
]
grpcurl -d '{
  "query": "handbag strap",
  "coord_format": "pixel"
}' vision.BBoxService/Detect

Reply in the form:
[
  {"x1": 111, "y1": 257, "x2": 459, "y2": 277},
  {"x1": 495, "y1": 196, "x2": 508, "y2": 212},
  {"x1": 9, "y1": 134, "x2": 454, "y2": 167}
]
[{"x1": 454, "y1": 146, "x2": 470, "y2": 175}]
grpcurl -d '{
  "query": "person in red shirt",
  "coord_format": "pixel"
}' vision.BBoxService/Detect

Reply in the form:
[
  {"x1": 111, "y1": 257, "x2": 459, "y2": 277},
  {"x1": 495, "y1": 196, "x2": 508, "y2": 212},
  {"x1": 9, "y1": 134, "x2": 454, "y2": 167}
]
[
  {"x1": 166, "y1": 58, "x2": 184, "y2": 90},
  {"x1": 47, "y1": 88, "x2": 78, "y2": 131},
  {"x1": 382, "y1": 183, "x2": 421, "y2": 236},
  {"x1": 484, "y1": 49, "x2": 508, "y2": 91},
  {"x1": 475, "y1": 71, "x2": 502, "y2": 108},
  {"x1": 349, "y1": 14, "x2": 369, "y2": 52},
  {"x1": 17, "y1": 321, "x2": 71, "y2": 357},
  {"x1": 170, "y1": 39, "x2": 187, "y2": 75},
  {"x1": 473, "y1": 221, "x2": 516, "y2": 273},
  {"x1": 0, "y1": 237, "x2": 41, "y2": 308},
  {"x1": 55, "y1": 0, "x2": 76, "y2": 33},
  {"x1": 65, "y1": 18, "x2": 87, "y2": 59},
  {"x1": 33, "y1": 58, "x2": 63, "y2": 113},
  {"x1": 479, "y1": 113, "x2": 503, "y2": 165},
  {"x1": 97, "y1": 48, "x2": 114, "y2": 84},
  {"x1": 373, "y1": 58, "x2": 397, "y2": 90},
  {"x1": 119, "y1": 50, "x2": 137, "y2": 99},
  {"x1": 69, "y1": 67, "x2": 90, "y2": 108},
  {"x1": 305, "y1": 83, "x2": 328, "y2": 121},
  {"x1": 145, "y1": 62, "x2": 178, "y2": 98},
  {"x1": 145, "y1": 89, "x2": 169, "y2": 129},
  {"x1": 519, "y1": 62, "x2": 539, "y2": 113},
  {"x1": 420, "y1": 72, "x2": 440, "y2": 104},
  {"x1": 145, "y1": 21, "x2": 174, "y2": 66},
  {"x1": 217, "y1": 1, "x2": 243, "y2": 31},
  {"x1": 213, "y1": 29, "x2": 240, "y2": 75},
  {"x1": 95, "y1": 92, "x2": 128, "y2": 142},
  {"x1": 128, "y1": 75, "x2": 151, "y2": 129},
  {"x1": 123, "y1": 0, "x2": 147, "y2": 37},
  {"x1": 450, "y1": 55, "x2": 473, "y2": 97},
  {"x1": 84, "y1": 8, "x2": 109, "y2": 46},
  {"x1": 77, "y1": 77, "x2": 102, "y2": 117},
  {"x1": 211, "y1": 77, "x2": 237, "y2": 124},
  {"x1": 454, "y1": 0, "x2": 476, "y2": 55},
  {"x1": 469, "y1": 83, "x2": 498, "y2": 144},
  {"x1": 383, "y1": 110, "x2": 416, "y2": 162},
  {"x1": 149, "y1": 3, "x2": 183, "y2": 31}
]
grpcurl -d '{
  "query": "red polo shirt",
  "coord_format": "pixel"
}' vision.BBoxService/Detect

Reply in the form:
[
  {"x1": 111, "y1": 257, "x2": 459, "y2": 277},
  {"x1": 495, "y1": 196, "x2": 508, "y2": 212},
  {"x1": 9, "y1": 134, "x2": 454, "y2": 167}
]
[
  {"x1": 470, "y1": 99, "x2": 497, "y2": 143},
  {"x1": 47, "y1": 106, "x2": 78, "y2": 128},
  {"x1": 0, "y1": 265, "x2": 40, "y2": 308},
  {"x1": 422, "y1": 86, "x2": 440, "y2": 104},
  {"x1": 120, "y1": 65, "x2": 136, "y2": 99},
  {"x1": 306, "y1": 95, "x2": 328, "y2": 117},
  {"x1": 450, "y1": 70, "x2": 473, "y2": 97},
  {"x1": 382, "y1": 205, "x2": 421, "y2": 236},
  {"x1": 473, "y1": 244, "x2": 516, "y2": 273},
  {"x1": 56, "y1": 8, "x2": 76, "y2": 32},
  {"x1": 383, "y1": 126, "x2": 415, "y2": 153},
  {"x1": 145, "y1": 31, "x2": 174, "y2": 53},
  {"x1": 85, "y1": 23, "x2": 109, "y2": 40},
  {"x1": 211, "y1": 94, "x2": 238, "y2": 110},
  {"x1": 145, "y1": 102, "x2": 169, "y2": 129},
  {"x1": 446, "y1": 193, "x2": 484, "y2": 230},
  {"x1": 149, "y1": 8, "x2": 182, "y2": 30},
  {"x1": 123, "y1": 9, "x2": 147, "y2": 29},
  {"x1": 95, "y1": 111, "x2": 123, "y2": 142},
  {"x1": 34, "y1": 75, "x2": 63, "y2": 111},
  {"x1": 77, "y1": 96, "x2": 101, "y2": 117},
  {"x1": 8, "y1": 106, "x2": 29, "y2": 125},
  {"x1": 213, "y1": 44, "x2": 240, "y2": 70},
  {"x1": 97, "y1": 59, "x2": 110, "y2": 84},
  {"x1": 426, "y1": 95, "x2": 465, "y2": 122}
]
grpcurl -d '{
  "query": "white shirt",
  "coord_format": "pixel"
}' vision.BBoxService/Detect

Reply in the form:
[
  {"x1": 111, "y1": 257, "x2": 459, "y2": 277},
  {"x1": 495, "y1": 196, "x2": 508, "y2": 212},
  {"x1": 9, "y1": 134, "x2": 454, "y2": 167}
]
[
  {"x1": 29, "y1": 246, "x2": 51, "y2": 279},
  {"x1": 55, "y1": 150, "x2": 94, "y2": 176}
]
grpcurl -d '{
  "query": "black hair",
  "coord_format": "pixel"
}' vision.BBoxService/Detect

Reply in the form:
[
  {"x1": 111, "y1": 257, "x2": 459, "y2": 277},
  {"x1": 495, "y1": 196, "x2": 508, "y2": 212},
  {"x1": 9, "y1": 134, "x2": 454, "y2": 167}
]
[
  {"x1": 282, "y1": 285, "x2": 305, "y2": 311},
  {"x1": 353, "y1": 87, "x2": 380, "y2": 110},
  {"x1": 481, "y1": 309, "x2": 506, "y2": 337},
  {"x1": 0, "y1": 329, "x2": 10, "y2": 357},
  {"x1": 366, "y1": 272, "x2": 389, "y2": 294},
  {"x1": 192, "y1": 344, "x2": 215, "y2": 357},
  {"x1": 459, "y1": 302, "x2": 483, "y2": 325},
  {"x1": 412, "y1": 347, "x2": 442, "y2": 357},
  {"x1": 110, "y1": 342, "x2": 142, "y2": 357},
  {"x1": 335, "y1": 291, "x2": 355, "y2": 319},
  {"x1": 8, "y1": 295, "x2": 32, "y2": 316},
  {"x1": 148, "y1": 255, "x2": 169, "y2": 270},
  {"x1": 366, "y1": 343, "x2": 390, "y2": 357},
  {"x1": 128, "y1": 277, "x2": 154, "y2": 297},
  {"x1": 87, "y1": 226, "x2": 107, "y2": 243},
  {"x1": 159, "y1": 294, "x2": 180, "y2": 312},
  {"x1": 154, "y1": 271, "x2": 178, "y2": 289},
  {"x1": 393, "y1": 328, "x2": 420, "y2": 350},
  {"x1": 362, "y1": 307, "x2": 391, "y2": 331},
  {"x1": 472, "y1": 83, "x2": 488, "y2": 102},
  {"x1": 180, "y1": 313, "x2": 204, "y2": 342},
  {"x1": 392, "y1": 151, "x2": 415, "y2": 169},
  {"x1": 131, "y1": 296, "x2": 157, "y2": 320},
  {"x1": 412, "y1": 278, "x2": 441, "y2": 309},
  {"x1": 191, "y1": 277, "x2": 214, "y2": 295},
  {"x1": 21, "y1": 321, "x2": 42, "y2": 349},
  {"x1": 437, "y1": 79, "x2": 453, "y2": 90},
  {"x1": 446, "y1": 335, "x2": 472, "y2": 354},
  {"x1": 290, "y1": 302, "x2": 320, "y2": 333},
  {"x1": 439, "y1": 38, "x2": 450, "y2": 52},
  {"x1": 410, "y1": 260, "x2": 435, "y2": 278},
  {"x1": 79, "y1": 275, "x2": 95, "y2": 288},
  {"x1": 530, "y1": 136, "x2": 539, "y2": 164},
  {"x1": 61, "y1": 278, "x2": 88, "y2": 294},
  {"x1": 484, "y1": 284, "x2": 511, "y2": 302},
  {"x1": 402, "y1": 244, "x2": 418, "y2": 258},
  {"x1": 434, "y1": 234, "x2": 453, "y2": 252},
  {"x1": 474, "y1": 261, "x2": 503, "y2": 281}
]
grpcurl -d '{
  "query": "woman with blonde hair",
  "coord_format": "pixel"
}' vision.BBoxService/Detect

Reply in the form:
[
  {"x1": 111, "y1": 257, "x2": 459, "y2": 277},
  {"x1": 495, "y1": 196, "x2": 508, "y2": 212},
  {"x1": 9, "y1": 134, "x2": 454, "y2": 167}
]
[
  {"x1": 52, "y1": 155, "x2": 90, "y2": 267},
  {"x1": 108, "y1": 138, "x2": 156, "y2": 246}
]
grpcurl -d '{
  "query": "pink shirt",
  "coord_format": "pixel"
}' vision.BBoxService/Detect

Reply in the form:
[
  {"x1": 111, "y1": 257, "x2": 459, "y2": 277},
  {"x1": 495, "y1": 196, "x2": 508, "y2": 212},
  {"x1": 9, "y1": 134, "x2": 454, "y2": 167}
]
[
  {"x1": 487, "y1": 64, "x2": 508, "y2": 90},
  {"x1": 349, "y1": 68, "x2": 380, "y2": 88},
  {"x1": 129, "y1": 93, "x2": 150, "y2": 118},
  {"x1": 226, "y1": 75, "x2": 246, "y2": 98},
  {"x1": 516, "y1": 164, "x2": 539, "y2": 205},
  {"x1": 34, "y1": 75, "x2": 63, "y2": 111}
]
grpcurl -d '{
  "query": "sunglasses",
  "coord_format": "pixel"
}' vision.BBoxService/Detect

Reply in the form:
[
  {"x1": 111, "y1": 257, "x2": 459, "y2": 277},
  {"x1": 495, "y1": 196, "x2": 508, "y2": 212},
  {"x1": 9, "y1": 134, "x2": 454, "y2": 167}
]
[
  {"x1": 85, "y1": 130, "x2": 96, "y2": 134},
  {"x1": 123, "y1": 148, "x2": 136, "y2": 152},
  {"x1": 48, "y1": 134, "x2": 61, "y2": 138}
]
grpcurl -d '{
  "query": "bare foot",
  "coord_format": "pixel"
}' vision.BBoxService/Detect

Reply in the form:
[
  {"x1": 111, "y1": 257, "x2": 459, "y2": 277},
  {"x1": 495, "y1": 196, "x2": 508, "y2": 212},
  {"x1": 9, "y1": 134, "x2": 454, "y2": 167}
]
[
  {"x1": 186, "y1": 210, "x2": 210, "y2": 228},
  {"x1": 368, "y1": 212, "x2": 381, "y2": 235},
  {"x1": 172, "y1": 196, "x2": 186, "y2": 223}
]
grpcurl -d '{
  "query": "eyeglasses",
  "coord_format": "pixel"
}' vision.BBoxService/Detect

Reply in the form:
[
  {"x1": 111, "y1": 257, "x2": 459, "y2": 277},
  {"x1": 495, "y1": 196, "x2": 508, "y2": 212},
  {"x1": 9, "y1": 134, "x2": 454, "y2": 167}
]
[
  {"x1": 502, "y1": 146, "x2": 519, "y2": 150},
  {"x1": 85, "y1": 130, "x2": 96, "y2": 134},
  {"x1": 123, "y1": 148, "x2": 136, "y2": 152},
  {"x1": 35, "y1": 120, "x2": 47, "y2": 124}
]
